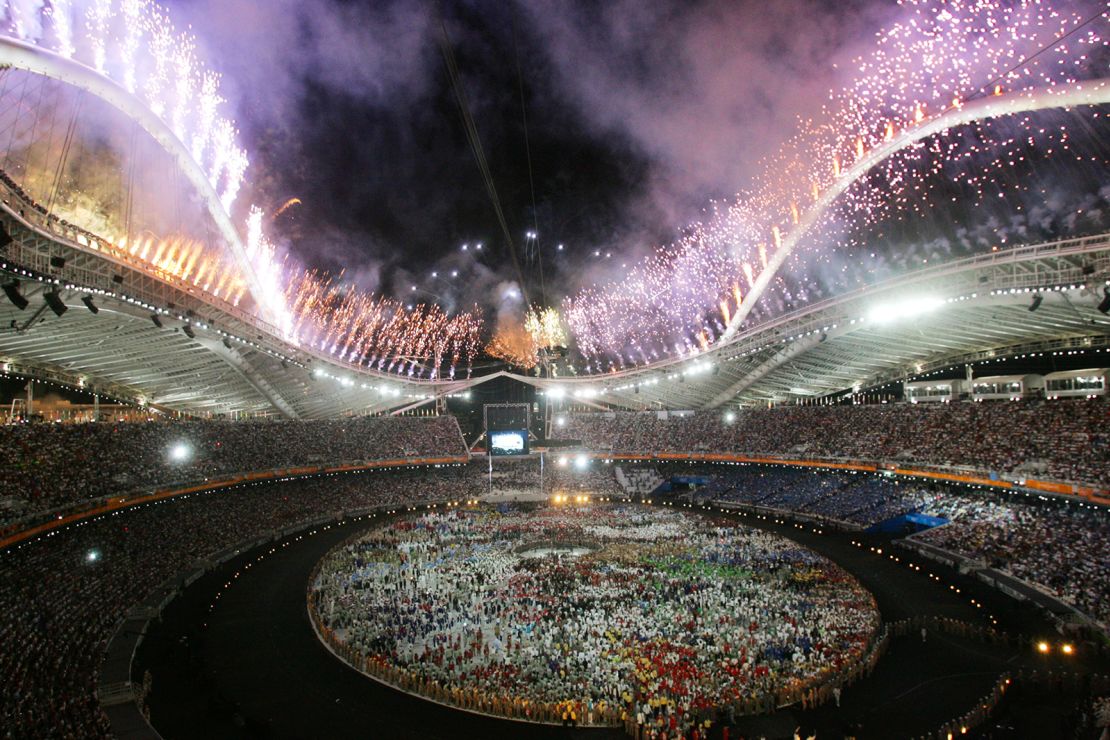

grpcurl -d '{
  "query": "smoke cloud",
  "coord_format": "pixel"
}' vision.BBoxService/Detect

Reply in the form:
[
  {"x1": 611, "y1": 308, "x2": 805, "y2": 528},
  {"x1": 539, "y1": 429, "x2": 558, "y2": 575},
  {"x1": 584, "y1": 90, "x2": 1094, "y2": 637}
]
[{"x1": 169, "y1": 0, "x2": 1108, "y2": 331}]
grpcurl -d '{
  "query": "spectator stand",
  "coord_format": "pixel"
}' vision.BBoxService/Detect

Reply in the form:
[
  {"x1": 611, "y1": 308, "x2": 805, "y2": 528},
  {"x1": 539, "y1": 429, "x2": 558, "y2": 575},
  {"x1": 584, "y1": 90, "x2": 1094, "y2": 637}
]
[
  {"x1": 549, "y1": 401, "x2": 1110, "y2": 503},
  {"x1": 98, "y1": 494, "x2": 454, "y2": 740}
]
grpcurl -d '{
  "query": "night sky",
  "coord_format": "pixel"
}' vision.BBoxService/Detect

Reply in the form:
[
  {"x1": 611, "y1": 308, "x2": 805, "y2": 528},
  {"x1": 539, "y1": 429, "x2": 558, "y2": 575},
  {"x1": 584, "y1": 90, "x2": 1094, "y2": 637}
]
[
  {"x1": 168, "y1": 0, "x2": 1109, "y2": 330},
  {"x1": 167, "y1": 0, "x2": 890, "y2": 315}
]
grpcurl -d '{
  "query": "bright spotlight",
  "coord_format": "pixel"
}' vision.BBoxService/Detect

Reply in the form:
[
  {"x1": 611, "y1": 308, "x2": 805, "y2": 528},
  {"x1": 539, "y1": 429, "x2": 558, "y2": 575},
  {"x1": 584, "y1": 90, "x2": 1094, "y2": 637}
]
[
  {"x1": 558, "y1": 456, "x2": 568, "y2": 467},
  {"x1": 547, "y1": 386, "x2": 566, "y2": 399},
  {"x1": 85, "y1": 549, "x2": 100, "y2": 563},
  {"x1": 169, "y1": 442, "x2": 191, "y2": 463},
  {"x1": 574, "y1": 455, "x2": 588, "y2": 469},
  {"x1": 867, "y1": 295, "x2": 944, "y2": 325},
  {"x1": 724, "y1": 411, "x2": 736, "y2": 424},
  {"x1": 1061, "y1": 643, "x2": 1074, "y2": 655},
  {"x1": 1036, "y1": 641, "x2": 1050, "y2": 654}
]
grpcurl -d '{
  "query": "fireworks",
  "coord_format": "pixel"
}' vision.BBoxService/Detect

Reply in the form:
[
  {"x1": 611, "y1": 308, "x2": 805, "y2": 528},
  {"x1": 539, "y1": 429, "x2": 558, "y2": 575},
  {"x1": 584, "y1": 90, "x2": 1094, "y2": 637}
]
[
  {"x1": 1, "y1": 0, "x2": 249, "y2": 210},
  {"x1": 2, "y1": 0, "x2": 1106, "y2": 379},
  {"x1": 286, "y1": 271, "x2": 484, "y2": 379},
  {"x1": 0, "y1": 0, "x2": 493, "y2": 378},
  {"x1": 106, "y1": 232, "x2": 247, "y2": 305},
  {"x1": 487, "y1": 321, "x2": 540, "y2": 370},
  {"x1": 524, "y1": 306, "x2": 567, "y2": 350},
  {"x1": 487, "y1": 307, "x2": 568, "y2": 369},
  {"x1": 563, "y1": 0, "x2": 1110, "y2": 370}
]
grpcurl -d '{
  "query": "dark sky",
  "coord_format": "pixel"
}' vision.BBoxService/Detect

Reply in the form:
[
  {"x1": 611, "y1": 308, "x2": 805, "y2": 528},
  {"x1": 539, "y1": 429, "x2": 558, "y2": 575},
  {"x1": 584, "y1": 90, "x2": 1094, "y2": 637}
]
[
  {"x1": 168, "y1": 0, "x2": 1109, "y2": 335},
  {"x1": 169, "y1": 0, "x2": 890, "y2": 319}
]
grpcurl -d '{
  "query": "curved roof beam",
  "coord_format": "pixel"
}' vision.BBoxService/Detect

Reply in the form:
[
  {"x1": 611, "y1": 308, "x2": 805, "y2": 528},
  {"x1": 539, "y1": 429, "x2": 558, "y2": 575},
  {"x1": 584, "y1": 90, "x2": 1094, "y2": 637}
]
[
  {"x1": 0, "y1": 37, "x2": 271, "y2": 323},
  {"x1": 719, "y1": 79, "x2": 1110, "y2": 343}
]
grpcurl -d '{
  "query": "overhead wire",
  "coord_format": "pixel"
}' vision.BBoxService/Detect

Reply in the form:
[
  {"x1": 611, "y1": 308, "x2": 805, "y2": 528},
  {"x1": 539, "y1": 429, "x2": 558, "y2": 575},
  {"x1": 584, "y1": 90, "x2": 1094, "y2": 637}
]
[
  {"x1": 435, "y1": 4, "x2": 531, "y2": 309},
  {"x1": 511, "y1": 5, "x2": 544, "y2": 307}
]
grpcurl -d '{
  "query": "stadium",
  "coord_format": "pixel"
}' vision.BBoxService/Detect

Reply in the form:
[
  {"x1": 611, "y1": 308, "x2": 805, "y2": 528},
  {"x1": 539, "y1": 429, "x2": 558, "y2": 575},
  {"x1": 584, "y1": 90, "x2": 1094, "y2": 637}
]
[{"x1": 0, "y1": 1, "x2": 1108, "y2": 739}]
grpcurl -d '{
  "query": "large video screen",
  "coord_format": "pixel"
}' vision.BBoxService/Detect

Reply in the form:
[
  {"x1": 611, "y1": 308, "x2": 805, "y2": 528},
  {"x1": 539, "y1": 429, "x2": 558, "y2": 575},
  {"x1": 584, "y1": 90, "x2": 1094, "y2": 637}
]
[{"x1": 490, "y1": 429, "x2": 529, "y2": 456}]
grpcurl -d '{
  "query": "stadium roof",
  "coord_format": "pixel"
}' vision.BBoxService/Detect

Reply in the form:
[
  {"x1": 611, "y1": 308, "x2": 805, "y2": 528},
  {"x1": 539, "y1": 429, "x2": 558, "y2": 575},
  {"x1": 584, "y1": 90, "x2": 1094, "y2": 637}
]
[
  {"x1": 521, "y1": 232, "x2": 1110, "y2": 410},
  {"x1": 0, "y1": 26, "x2": 1108, "y2": 420},
  {"x1": 2, "y1": 194, "x2": 1108, "y2": 417}
]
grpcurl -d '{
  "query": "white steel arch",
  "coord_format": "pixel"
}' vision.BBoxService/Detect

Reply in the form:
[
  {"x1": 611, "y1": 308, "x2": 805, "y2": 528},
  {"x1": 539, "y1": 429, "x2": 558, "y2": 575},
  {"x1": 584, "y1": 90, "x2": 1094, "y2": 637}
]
[
  {"x1": 719, "y1": 79, "x2": 1110, "y2": 342},
  {"x1": 0, "y1": 37, "x2": 272, "y2": 323}
]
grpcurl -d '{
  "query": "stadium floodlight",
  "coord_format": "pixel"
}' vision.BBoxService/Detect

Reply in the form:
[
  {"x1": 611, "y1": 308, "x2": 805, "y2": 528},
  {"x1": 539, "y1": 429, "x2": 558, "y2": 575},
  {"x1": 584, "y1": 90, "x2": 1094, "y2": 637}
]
[
  {"x1": 547, "y1": 386, "x2": 566, "y2": 399},
  {"x1": 169, "y1": 442, "x2": 191, "y2": 463},
  {"x1": 85, "y1": 549, "x2": 100, "y2": 563},
  {"x1": 866, "y1": 295, "x2": 944, "y2": 325},
  {"x1": 575, "y1": 454, "x2": 589, "y2": 470},
  {"x1": 724, "y1": 411, "x2": 736, "y2": 424}
]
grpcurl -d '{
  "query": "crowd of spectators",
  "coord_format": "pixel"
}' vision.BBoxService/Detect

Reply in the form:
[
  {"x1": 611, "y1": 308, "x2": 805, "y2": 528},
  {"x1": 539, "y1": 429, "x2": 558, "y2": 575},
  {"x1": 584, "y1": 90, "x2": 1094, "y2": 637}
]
[
  {"x1": 552, "y1": 397, "x2": 1110, "y2": 487},
  {"x1": 547, "y1": 461, "x2": 624, "y2": 498},
  {"x1": 671, "y1": 465, "x2": 935, "y2": 527},
  {"x1": 658, "y1": 463, "x2": 1110, "y2": 628},
  {"x1": 618, "y1": 466, "x2": 665, "y2": 496},
  {"x1": 0, "y1": 464, "x2": 485, "y2": 739},
  {"x1": 312, "y1": 506, "x2": 879, "y2": 732},
  {"x1": 913, "y1": 493, "x2": 1110, "y2": 626},
  {"x1": 0, "y1": 415, "x2": 467, "y2": 526}
]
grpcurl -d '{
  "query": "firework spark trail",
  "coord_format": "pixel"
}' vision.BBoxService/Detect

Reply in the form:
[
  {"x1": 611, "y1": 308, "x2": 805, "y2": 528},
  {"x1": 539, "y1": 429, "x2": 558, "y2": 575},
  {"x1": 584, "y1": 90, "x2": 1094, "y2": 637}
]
[
  {"x1": 45, "y1": 0, "x2": 74, "y2": 59},
  {"x1": 285, "y1": 270, "x2": 485, "y2": 377},
  {"x1": 0, "y1": 0, "x2": 487, "y2": 377},
  {"x1": 487, "y1": 305, "x2": 567, "y2": 370},
  {"x1": 1, "y1": 0, "x2": 250, "y2": 204},
  {"x1": 563, "y1": 0, "x2": 1110, "y2": 372},
  {"x1": 2, "y1": 0, "x2": 1103, "y2": 380}
]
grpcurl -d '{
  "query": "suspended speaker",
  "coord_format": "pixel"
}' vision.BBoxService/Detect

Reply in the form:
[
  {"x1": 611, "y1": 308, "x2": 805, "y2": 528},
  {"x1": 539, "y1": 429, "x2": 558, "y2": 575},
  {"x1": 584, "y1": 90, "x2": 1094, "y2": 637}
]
[
  {"x1": 43, "y1": 290, "x2": 67, "y2": 317},
  {"x1": 3, "y1": 280, "x2": 28, "y2": 310}
]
